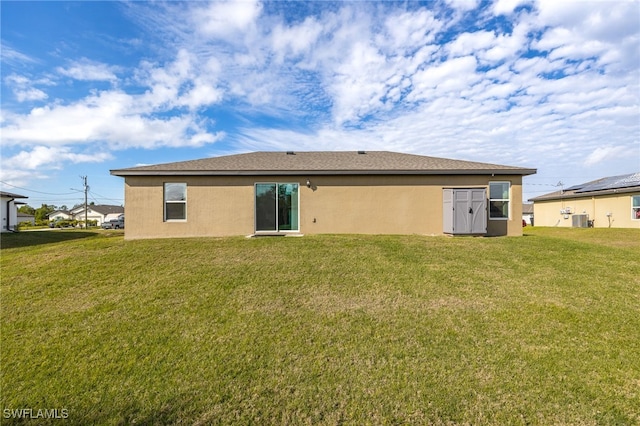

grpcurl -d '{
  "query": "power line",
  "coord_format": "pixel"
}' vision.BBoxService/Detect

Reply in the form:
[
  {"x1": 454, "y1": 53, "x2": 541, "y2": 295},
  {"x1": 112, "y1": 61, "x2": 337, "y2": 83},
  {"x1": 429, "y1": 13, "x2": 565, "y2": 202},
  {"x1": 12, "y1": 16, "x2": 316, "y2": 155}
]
[
  {"x1": 88, "y1": 190, "x2": 123, "y2": 204},
  {"x1": 0, "y1": 181, "x2": 78, "y2": 196},
  {"x1": 89, "y1": 192, "x2": 100, "y2": 205}
]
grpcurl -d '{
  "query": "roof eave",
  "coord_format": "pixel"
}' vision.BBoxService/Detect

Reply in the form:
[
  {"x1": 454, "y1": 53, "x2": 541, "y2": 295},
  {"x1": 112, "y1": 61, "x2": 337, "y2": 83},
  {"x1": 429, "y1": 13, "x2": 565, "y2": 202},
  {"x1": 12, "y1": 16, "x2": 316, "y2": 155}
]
[
  {"x1": 111, "y1": 168, "x2": 537, "y2": 177},
  {"x1": 0, "y1": 192, "x2": 28, "y2": 199}
]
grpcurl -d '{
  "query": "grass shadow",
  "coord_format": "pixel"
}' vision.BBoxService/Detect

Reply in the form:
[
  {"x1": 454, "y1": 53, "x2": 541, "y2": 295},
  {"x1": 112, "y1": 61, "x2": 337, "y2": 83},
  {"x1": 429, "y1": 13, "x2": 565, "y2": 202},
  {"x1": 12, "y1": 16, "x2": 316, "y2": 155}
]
[{"x1": 0, "y1": 230, "x2": 102, "y2": 249}]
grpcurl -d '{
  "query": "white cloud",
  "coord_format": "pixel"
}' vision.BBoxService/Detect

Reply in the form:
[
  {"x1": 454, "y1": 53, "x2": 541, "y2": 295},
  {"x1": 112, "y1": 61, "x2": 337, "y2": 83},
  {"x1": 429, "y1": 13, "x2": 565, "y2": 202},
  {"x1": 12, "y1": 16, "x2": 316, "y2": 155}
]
[
  {"x1": 271, "y1": 17, "x2": 323, "y2": 60},
  {"x1": 4, "y1": 73, "x2": 52, "y2": 102},
  {"x1": 380, "y1": 9, "x2": 441, "y2": 53},
  {"x1": 0, "y1": 168, "x2": 48, "y2": 187},
  {"x1": 492, "y1": 0, "x2": 530, "y2": 16},
  {"x1": 329, "y1": 41, "x2": 391, "y2": 124},
  {"x1": 180, "y1": 81, "x2": 223, "y2": 111},
  {"x1": 483, "y1": 22, "x2": 530, "y2": 63},
  {"x1": 533, "y1": 27, "x2": 573, "y2": 52},
  {"x1": 0, "y1": 42, "x2": 38, "y2": 66},
  {"x1": 57, "y1": 59, "x2": 119, "y2": 81},
  {"x1": 1, "y1": 87, "x2": 224, "y2": 149},
  {"x1": 536, "y1": 0, "x2": 638, "y2": 42},
  {"x1": 4, "y1": 74, "x2": 30, "y2": 86},
  {"x1": 447, "y1": 31, "x2": 496, "y2": 57},
  {"x1": 134, "y1": 49, "x2": 224, "y2": 112},
  {"x1": 532, "y1": 0, "x2": 640, "y2": 74},
  {"x1": 15, "y1": 88, "x2": 48, "y2": 102},
  {"x1": 5, "y1": 146, "x2": 113, "y2": 170},
  {"x1": 584, "y1": 146, "x2": 627, "y2": 167},
  {"x1": 192, "y1": 0, "x2": 262, "y2": 39},
  {"x1": 410, "y1": 56, "x2": 480, "y2": 100},
  {"x1": 444, "y1": 0, "x2": 481, "y2": 13}
]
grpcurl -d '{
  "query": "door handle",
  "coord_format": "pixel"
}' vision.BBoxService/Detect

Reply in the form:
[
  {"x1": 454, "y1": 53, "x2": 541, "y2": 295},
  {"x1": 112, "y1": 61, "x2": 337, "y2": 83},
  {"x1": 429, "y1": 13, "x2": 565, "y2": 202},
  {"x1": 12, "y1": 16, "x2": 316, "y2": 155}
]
[{"x1": 469, "y1": 207, "x2": 473, "y2": 214}]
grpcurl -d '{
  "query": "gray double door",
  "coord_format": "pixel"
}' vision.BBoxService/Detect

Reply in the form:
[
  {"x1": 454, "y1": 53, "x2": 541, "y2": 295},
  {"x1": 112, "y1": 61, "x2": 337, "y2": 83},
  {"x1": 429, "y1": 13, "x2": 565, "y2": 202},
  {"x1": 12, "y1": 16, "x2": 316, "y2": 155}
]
[{"x1": 443, "y1": 188, "x2": 487, "y2": 235}]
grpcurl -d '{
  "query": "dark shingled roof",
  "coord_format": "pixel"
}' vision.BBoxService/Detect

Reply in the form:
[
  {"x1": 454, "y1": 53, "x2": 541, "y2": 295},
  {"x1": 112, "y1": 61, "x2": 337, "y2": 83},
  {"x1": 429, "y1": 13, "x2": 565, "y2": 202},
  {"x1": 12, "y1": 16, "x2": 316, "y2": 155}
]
[
  {"x1": 90, "y1": 205, "x2": 125, "y2": 215},
  {"x1": 111, "y1": 151, "x2": 536, "y2": 176},
  {"x1": 70, "y1": 204, "x2": 124, "y2": 215}
]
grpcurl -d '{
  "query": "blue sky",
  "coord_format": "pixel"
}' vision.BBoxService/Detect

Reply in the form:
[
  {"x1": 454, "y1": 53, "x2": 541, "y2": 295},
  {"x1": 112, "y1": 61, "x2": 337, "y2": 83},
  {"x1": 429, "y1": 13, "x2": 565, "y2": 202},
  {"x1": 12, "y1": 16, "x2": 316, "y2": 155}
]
[{"x1": 1, "y1": 0, "x2": 639, "y2": 208}]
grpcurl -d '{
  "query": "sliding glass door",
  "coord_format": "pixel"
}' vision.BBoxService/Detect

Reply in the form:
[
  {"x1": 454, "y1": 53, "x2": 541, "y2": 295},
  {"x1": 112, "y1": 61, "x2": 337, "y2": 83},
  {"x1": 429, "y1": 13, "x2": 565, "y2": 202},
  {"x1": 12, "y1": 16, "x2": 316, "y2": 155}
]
[
  {"x1": 255, "y1": 183, "x2": 299, "y2": 232},
  {"x1": 256, "y1": 184, "x2": 277, "y2": 231}
]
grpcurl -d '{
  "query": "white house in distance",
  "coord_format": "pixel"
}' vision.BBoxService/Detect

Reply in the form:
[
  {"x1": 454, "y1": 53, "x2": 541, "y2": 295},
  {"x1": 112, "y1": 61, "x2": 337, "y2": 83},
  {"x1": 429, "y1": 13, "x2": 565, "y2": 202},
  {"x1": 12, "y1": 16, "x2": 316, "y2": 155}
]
[
  {"x1": 17, "y1": 213, "x2": 35, "y2": 226},
  {"x1": 66, "y1": 204, "x2": 124, "y2": 225},
  {"x1": 49, "y1": 210, "x2": 73, "y2": 222},
  {"x1": 1, "y1": 191, "x2": 28, "y2": 232}
]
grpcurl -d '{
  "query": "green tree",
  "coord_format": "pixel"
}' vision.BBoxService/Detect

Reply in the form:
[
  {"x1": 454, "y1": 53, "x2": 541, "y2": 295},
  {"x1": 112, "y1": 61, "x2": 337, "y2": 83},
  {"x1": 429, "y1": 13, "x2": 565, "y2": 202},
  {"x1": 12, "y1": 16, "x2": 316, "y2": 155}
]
[
  {"x1": 35, "y1": 204, "x2": 56, "y2": 223},
  {"x1": 18, "y1": 204, "x2": 36, "y2": 215}
]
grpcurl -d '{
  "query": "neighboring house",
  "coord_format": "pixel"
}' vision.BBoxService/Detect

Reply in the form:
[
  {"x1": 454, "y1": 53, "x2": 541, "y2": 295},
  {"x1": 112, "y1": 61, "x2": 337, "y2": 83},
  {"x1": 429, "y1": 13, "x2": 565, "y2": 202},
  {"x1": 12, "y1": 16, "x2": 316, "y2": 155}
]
[
  {"x1": 49, "y1": 210, "x2": 73, "y2": 221},
  {"x1": 1, "y1": 191, "x2": 28, "y2": 232},
  {"x1": 111, "y1": 151, "x2": 536, "y2": 240},
  {"x1": 522, "y1": 203, "x2": 534, "y2": 225},
  {"x1": 68, "y1": 205, "x2": 124, "y2": 225},
  {"x1": 17, "y1": 213, "x2": 35, "y2": 226},
  {"x1": 529, "y1": 172, "x2": 640, "y2": 228}
]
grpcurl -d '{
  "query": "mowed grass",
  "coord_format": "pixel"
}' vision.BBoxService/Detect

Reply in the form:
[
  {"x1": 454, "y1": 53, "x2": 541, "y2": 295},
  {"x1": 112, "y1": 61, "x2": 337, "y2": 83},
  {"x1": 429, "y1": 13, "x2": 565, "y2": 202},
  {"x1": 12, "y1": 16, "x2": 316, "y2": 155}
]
[{"x1": 1, "y1": 228, "x2": 639, "y2": 425}]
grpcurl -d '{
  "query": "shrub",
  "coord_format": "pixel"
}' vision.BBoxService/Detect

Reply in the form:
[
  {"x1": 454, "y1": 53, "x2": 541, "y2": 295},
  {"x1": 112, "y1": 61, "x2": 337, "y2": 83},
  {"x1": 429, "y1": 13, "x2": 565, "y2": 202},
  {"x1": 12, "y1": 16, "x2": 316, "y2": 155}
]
[
  {"x1": 52, "y1": 220, "x2": 76, "y2": 228},
  {"x1": 77, "y1": 220, "x2": 98, "y2": 228}
]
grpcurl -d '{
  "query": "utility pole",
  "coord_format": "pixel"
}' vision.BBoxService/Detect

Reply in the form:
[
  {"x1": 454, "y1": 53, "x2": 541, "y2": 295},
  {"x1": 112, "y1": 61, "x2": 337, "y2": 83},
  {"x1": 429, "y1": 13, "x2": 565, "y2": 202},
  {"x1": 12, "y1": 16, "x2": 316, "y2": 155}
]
[
  {"x1": 82, "y1": 176, "x2": 88, "y2": 228},
  {"x1": 71, "y1": 176, "x2": 90, "y2": 228}
]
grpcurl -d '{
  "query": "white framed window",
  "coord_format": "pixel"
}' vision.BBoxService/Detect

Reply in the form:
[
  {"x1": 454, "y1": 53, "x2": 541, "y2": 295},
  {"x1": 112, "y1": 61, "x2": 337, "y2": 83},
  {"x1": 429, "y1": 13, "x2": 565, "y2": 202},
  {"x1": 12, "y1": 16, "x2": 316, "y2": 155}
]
[
  {"x1": 164, "y1": 183, "x2": 187, "y2": 221},
  {"x1": 489, "y1": 181, "x2": 510, "y2": 220},
  {"x1": 632, "y1": 195, "x2": 640, "y2": 220}
]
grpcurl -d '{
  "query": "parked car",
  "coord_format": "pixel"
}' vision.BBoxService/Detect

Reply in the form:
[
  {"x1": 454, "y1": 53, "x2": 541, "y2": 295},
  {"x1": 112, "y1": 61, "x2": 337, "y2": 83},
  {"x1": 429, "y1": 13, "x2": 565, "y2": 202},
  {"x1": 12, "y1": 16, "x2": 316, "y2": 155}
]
[{"x1": 101, "y1": 218, "x2": 125, "y2": 229}]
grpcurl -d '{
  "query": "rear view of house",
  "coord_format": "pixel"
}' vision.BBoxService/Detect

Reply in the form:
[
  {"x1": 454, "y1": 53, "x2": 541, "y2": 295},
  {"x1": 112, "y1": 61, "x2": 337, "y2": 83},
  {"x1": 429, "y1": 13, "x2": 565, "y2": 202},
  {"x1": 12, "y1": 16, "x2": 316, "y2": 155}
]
[
  {"x1": 111, "y1": 151, "x2": 536, "y2": 240},
  {"x1": 530, "y1": 172, "x2": 640, "y2": 228}
]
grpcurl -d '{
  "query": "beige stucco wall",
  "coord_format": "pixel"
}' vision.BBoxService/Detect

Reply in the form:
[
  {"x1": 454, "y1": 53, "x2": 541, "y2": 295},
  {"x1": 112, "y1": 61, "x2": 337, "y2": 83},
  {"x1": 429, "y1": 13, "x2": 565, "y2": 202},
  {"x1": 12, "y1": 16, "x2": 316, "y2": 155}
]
[
  {"x1": 533, "y1": 192, "x2": 640, "y2": 228},
  {"x1": 122, "y1": 174, "x2": 525, "y2": 239}
]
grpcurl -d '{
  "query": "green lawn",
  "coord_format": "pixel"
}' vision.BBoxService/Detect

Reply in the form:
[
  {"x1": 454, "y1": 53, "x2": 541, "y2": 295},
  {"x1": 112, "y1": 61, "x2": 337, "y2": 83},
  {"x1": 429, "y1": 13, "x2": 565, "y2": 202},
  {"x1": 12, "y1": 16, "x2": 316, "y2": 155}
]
[{"x1": 1, "y1": 228, "x2": 639, "y2": 425}]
